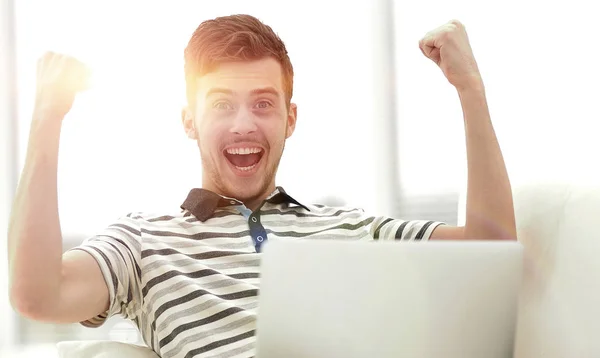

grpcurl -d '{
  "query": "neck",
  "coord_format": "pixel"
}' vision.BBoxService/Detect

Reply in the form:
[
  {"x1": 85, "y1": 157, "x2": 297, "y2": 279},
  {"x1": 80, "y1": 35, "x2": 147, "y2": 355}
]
[
  {"x1": 242, "y1": 195, "x2": 270, "y2": 212},
  {"x1": 202, "y1": 180, "x2": 277, "y2": 212},
  {"x1": 241, "y1": 183, "x2": 277, "y2": 211}
]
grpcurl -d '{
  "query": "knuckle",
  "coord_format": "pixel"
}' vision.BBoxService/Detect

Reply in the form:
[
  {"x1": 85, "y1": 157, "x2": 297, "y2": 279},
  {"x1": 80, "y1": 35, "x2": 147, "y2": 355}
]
[
  {"x1": 39, "y1": 52, "x2": 52, "y2": 63},
  {"x1": 449, "y1": 19, "x2": 463, "y2": 28},
  {"x1": 439, "y1": 30, "x2": 452, "y2": 40}
]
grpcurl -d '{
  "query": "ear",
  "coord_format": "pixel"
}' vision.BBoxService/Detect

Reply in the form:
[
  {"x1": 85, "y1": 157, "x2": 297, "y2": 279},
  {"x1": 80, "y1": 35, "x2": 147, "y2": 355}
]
[
  {"x1": 285, "y1": 103, "x2": 297, "y2": 139},
  {"x1": 181, "y1": 106, "x2": 197, "y2": 140}
]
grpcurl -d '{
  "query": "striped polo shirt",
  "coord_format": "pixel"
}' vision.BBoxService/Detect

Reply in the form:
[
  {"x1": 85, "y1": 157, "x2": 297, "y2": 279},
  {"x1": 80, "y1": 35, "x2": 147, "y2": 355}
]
[{"x1": 71, "y1": 187, "x2": 444, "y2": 358}]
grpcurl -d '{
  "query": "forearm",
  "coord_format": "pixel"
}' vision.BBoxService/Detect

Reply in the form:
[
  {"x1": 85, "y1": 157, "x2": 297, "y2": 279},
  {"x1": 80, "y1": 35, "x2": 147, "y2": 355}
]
[
  {"x1": 459, "y1": 85, "x2": 516, "y2": 240},
  {"x1": 8, "y1": 113, "x2": 65, "y2": 313}
]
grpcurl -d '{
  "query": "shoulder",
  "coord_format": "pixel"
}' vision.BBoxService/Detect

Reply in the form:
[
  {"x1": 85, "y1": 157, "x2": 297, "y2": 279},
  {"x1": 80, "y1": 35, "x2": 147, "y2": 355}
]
[
  {"x1": 300, "y1": 203, "x2": 367, "y2": 218},
  {"x1": 120, "y1": 209, "x2": 190, "y2": 226},
  {"x1": 100, "y1": 209, "x2": 190, "y2": 238}
]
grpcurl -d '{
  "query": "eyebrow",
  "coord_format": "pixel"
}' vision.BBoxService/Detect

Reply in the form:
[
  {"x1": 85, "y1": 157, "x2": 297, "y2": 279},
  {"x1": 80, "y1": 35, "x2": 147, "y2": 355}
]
[
  {"x1": 249, "y1": 87, "x2": 280, "y2": 98},
  {"x1": 205, "y1": 88, "x2": 234, "y2": 98},
  {"x1": 205, "y1": 87, "x2": 281, "y2": 99}
]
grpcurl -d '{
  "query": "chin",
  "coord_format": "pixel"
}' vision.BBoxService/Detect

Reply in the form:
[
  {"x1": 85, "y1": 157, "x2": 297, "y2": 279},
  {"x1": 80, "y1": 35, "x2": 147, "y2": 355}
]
[{"x1": 223, "y1": 181, "x2": 265, "y2": 201}]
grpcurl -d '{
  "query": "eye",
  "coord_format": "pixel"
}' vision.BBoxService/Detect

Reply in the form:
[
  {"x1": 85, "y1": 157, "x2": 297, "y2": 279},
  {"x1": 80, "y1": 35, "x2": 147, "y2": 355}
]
[
  {"x1": 213, "y1": 101, "x2": 234, "y2": 111},
  {"x1": 254, "y1": 100, "x2": 273, "y2": 110}
]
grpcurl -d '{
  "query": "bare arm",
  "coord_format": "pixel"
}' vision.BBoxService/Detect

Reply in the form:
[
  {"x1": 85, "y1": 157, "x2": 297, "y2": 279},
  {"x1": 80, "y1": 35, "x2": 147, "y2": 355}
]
[
  {"x1": 431, "y1": 86, "x2": 516, "y2": 241},
  {"x1": 7, "y1": 52, "x2": 109, "y2": 323},
  {"x1": 416, "y1": 20, "x2": 516, "y2": 241},
  {"x1": 460, "y1": 86, "x2": 515, "y2": 241}
]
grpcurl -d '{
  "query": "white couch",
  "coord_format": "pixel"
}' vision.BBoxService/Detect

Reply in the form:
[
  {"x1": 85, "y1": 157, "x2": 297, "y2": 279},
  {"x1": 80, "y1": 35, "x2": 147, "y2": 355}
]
[
  {"x1": 508, "y1": 183, "x2": 600, "y2": 357},
  {"x1": 458, "y1": 181, "x2": 600, "y2": 357},
  {"x1": 56, "y1": 182, "x2": 600, "y2": 357}
]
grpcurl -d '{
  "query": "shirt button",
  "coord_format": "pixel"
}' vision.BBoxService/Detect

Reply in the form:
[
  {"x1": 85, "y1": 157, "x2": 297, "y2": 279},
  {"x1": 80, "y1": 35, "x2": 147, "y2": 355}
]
[
  {"x1": 230, "y1": 200, "x2": 236, "y2": 205},
  {"x1": 251, "y1": 217, "x2": 258, "y2": 223},
  {"x1": 256, "y1": 236, "x2": 264, "y2": 242}
]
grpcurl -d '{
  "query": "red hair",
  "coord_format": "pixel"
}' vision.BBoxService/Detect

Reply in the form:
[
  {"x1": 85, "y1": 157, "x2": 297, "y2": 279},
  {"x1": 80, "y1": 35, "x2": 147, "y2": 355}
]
[{"x1": 184, "y1": 14, "x2": 294, "y2": 107}]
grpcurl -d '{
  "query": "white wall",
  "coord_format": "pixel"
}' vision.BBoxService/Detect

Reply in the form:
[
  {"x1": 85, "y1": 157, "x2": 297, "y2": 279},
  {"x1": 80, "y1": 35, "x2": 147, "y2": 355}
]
[{"x1": 0, "y1": 0, "x2": 18, "y2": 351}]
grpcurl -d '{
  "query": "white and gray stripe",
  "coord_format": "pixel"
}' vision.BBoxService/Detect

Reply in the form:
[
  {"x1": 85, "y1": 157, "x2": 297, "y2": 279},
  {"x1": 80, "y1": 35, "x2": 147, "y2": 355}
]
[{"x1": 69, "y1": 187, "x2": 444, "y2": 357}]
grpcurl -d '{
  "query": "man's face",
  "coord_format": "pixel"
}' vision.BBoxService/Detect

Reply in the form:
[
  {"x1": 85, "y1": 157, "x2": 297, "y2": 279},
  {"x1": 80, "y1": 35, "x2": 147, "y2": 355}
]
[{"x1": 183, "y1": 57, "x2": 296, "y2": 202}]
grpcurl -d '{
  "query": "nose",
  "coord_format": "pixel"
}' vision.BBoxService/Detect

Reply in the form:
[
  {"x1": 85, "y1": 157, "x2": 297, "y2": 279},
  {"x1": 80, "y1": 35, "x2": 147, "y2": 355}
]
[{"x1": 230, "y1": 108, "x2": 257, "y2": 135}]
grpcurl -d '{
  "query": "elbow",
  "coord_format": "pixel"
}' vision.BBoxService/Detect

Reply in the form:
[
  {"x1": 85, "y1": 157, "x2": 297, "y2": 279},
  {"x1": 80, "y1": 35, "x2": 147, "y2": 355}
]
[
  {"x1": 10, "y1": 291, "x2": 41, "y2": 320},
  {"x1": 9, "y1": 287, "x2": 57, "y2": 322},
  {"x1": 463, "y1": 222, "x2": 517, "y2": 241},
  {"x1": 465, "y1": 228, "x2": 517, "y2": 241}
]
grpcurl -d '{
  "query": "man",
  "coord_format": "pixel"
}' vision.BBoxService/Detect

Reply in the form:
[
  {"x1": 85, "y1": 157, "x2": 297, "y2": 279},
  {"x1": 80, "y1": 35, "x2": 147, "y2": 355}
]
[{"x1": 8, "y1": 14, "x2": 516, "y2": 358}]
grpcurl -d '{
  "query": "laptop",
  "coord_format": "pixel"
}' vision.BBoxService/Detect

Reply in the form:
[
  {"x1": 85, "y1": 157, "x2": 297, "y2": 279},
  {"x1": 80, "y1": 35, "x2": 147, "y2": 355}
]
[{"x1": 255, "y1": 239, "x2": 523, "y2": 358}]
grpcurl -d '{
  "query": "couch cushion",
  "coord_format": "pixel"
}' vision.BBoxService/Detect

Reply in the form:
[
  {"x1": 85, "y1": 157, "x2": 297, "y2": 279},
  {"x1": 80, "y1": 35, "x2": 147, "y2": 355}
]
[
  {"x1": 56, "y1": 340, "x2": 159, "y2": 358},
  {"x1": 459, "y1": 182, "x2": 600, "y2": 357},
  {"x1": 512, "y1": 183, "x2": 600, "y2": 357}
]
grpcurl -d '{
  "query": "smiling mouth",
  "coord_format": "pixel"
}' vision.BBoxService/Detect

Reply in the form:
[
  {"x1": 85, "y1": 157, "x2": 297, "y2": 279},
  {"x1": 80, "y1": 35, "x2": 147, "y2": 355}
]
[{"x1": 223, "y1": 147, "x2": 264, "y2": 172}]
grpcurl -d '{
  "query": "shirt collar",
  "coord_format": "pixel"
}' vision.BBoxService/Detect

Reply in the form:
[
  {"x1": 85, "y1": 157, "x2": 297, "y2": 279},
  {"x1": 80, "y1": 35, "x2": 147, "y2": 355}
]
[{"x1": 181, "y1": 186, "x2": 310, "y2": 222}]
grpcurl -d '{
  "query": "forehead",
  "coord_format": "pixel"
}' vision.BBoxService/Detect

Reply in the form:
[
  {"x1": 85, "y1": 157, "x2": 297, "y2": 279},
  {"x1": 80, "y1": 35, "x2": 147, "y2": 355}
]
[{"x1": 196, "y1": 57, "x2": 284, "y2": 96}]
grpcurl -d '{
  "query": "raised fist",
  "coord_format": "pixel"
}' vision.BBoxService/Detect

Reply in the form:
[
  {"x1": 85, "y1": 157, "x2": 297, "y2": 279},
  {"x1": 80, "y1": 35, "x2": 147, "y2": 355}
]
[
  {"x1": 34, "y1": 52, "x2": 90, "y2": 120},
  {"x1": 419, "y1": 20, "x2": 482, "y2": 91}
]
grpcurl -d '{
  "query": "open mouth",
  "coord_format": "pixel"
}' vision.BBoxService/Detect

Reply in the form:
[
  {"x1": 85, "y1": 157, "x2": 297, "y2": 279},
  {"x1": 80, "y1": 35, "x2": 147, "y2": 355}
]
[{"x1": 223, "y1": 146, "x2": 265, "y2": 173}]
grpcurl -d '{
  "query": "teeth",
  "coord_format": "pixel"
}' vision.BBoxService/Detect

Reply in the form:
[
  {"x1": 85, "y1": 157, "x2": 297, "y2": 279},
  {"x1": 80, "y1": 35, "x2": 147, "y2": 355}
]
[
  {"x1": 226, "y1": 147, "x2": 262, "y2": 155},
  {"x1": 235, "y1": 163, "x2": 258, "y2": 171}
]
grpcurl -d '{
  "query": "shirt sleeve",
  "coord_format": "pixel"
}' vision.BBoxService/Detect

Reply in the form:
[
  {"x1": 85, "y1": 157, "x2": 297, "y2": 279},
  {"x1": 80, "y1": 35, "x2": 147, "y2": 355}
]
[
  {"x1": 368, "y1": 216, "x2": 446, "y2": 241},
  {"x1": 66, "y1": 213, "x2": 143, "y2": 327}
]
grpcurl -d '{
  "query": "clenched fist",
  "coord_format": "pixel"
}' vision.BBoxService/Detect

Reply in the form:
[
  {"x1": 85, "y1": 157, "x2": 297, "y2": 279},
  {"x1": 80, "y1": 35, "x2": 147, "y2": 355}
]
[
  {"x1": 419, "y1": 20, "x2": 482, "y2": 91},
  {"x1": 34, "y1": 52, "x2": 90, "y2": 120}
]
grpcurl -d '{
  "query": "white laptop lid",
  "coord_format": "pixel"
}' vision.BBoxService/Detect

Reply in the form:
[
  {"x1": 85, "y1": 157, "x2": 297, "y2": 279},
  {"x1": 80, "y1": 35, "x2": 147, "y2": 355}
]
[{"x1": 256, "y1": 239, "x2": 523, "y2": 358}]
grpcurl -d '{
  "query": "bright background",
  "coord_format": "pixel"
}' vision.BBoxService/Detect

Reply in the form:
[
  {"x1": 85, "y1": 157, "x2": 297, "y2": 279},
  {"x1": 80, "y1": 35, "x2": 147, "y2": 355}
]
[{"x1": 1, "y1": 0, "x2": 598, "y2": 356}]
